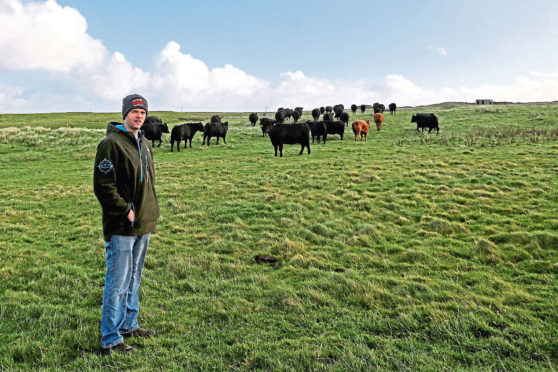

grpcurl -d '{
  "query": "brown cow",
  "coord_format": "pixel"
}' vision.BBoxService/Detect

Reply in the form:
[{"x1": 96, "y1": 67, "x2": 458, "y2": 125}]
[
  {"x1": 352, "y1": 120, "x2": 370, "y2": 141},
  {"x1": 374, "y1": 113, "x2": 384, "y2": 130}
]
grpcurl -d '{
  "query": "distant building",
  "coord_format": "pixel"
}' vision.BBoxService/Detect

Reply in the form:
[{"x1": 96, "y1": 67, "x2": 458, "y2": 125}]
[{"x1": 476, "y1": 99, "x2": 494, "y2": 104}]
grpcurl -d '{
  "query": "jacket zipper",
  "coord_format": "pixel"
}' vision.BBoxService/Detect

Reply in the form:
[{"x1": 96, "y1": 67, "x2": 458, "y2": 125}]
[
  {"x1": 145, "y1": 151, "x2": 149, "y2": 183},
  {"x1": 134, "y1": 134, "x2": 143, "y2": 183}
]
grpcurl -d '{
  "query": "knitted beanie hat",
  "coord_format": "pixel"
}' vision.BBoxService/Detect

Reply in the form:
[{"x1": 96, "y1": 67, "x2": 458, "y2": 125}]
[{"x1": 122, "y1": 94, "x2": 148, "y2": 119}]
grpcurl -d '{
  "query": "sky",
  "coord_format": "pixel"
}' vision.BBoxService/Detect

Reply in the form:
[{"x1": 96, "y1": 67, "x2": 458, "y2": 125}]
[{"x1": 1, "y1": 0, "x2": 558, "y2": 113}]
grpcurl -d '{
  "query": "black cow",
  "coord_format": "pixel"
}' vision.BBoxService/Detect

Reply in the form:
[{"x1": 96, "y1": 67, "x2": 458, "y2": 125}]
[
  {"x1": 259, "y1": 118, "x2": 276, "y2": 137},
  {"x1": 287, "y1": 108, "x2": 294, "y2": 120},
  {"x1": 210, "y1": 115, "x2": 222, "y2": 123},
  {"x1": 333, "y1": 104, "x2": 344, "y2": 119},
  {"x1": 325, "y1": 121, "x2": 345, "y2": 140},
  {"x1": 351, "y1": 104, "x2": 358, "y2": 114},
  {"x1": 306, "y1": 120, "x2": 327, "y2": 144},
  {"x1": 325, "y1": 106, "x2": 333, "y2": 113},
  {"x1": 323, "y1": 112, "x2": 334, "y2": 122},
  {"x1": 411, "y1": 113, "x2": 439, "y2": 133},
  {"x1": 389, "y1": 103, "x2": 397, "y2": 115},
  {"x1": 379, "y1": 104, "x2": 385, "y2": 113},
  {"x1": 292, "y1": 109, "x2": 301, "y2": 123},
  {"x1": 249, "y1": 113, "x2": 259, "y2": 126},
  {"x1": 141, "y1": 117, "x2": 169, "y2": 147},
  {"x1": 203, "y1": 121, "x2": 229, "y2": 146},
  {"x1": 340, "y1": 112, "x2": 350, "y2": 127},
  {"x1": 360, "y1": 104, "x2": 366, "y2": 113},
  {"x1": 144, "y1": 116, "x2": 163, "y2": 126},
  {"x1": 275, "y1": 110, "x2": 286, "y2": 123},
  {"x1": 311, "y1": 108, "x2": 321, "y2": 121},
  {"x1": 170, "y1": 122, "x2": 205, "y2": 151},
  {"x1": 320, "y1": 106, "x2": 325, "y2": 114},
  {"x1": 265, "y1": 123, "x2": 310, "y2": 157}
]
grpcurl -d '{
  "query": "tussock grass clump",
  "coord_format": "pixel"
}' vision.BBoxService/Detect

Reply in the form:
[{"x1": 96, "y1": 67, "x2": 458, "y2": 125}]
[
  {"x1": 0, "y1": 126, "x2": 103, "y2": 147},
  {"x1": 473, "y1": 238, "x2": 501, "y2": 264}
]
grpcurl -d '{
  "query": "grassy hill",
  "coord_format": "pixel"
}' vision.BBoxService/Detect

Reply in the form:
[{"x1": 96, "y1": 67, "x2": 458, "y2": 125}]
[{"x1": 0, "y1": 103, "x2": 557, "y2": 370}]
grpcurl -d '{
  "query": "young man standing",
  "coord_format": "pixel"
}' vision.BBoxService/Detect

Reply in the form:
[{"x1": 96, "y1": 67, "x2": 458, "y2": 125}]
[{"x1": 93, "y1": 94, "x2": 160, "y2": 354}]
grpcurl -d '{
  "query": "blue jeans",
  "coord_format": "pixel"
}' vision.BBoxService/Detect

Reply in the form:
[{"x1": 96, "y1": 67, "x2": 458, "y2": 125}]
[{"x1": 101, "y1": 233, "x2": 151, "y2": 348}]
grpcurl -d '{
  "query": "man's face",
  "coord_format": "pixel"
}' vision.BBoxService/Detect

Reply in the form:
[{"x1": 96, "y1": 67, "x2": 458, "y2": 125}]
[{"x1": 124, "y1": 108, "x2": 147, "y2": 131}]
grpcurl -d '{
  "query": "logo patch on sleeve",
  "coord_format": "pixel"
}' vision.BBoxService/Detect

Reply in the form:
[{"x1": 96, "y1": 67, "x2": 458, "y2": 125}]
[{"x1": 98, "y1": 158, "x2": 114, "y2": 174}]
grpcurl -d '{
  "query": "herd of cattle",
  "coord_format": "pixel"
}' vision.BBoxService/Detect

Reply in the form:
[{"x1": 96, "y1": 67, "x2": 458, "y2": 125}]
[{"x1": 140, "y1": 104, "x2": 440, "y2": 156}]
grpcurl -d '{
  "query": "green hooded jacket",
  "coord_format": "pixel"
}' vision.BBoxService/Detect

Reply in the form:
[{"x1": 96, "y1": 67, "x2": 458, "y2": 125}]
[{"x1": 93, "y1": 122, "x2": 160, "y2": 241}]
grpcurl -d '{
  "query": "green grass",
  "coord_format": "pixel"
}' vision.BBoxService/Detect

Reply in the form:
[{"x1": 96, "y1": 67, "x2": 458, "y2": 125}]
[{"x1": 1, "y1": 103, "x2": 557, "y2": 370}]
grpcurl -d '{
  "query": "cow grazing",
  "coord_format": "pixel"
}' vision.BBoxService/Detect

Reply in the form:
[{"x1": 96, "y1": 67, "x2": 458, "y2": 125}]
[
  {"x1": 340, "y1": 112, "x2": 350, "y2": 127},
  {"x1": 259, "y1": 118, "x2": 276, "y2": 137},
  {"x1": 265, "y1": 123, "x2": 311, "y2": 157},
  {"x1": 352, "y1": 120, "x2": 371, "y2": 141},
  {"x1": 141, "y1": 117, "x2": 169, "y2": 147},
  {"x1": 351, "y1": 104, "x2": 358, "y2": 114},
  {"x1": 374, "y1": 113, "x2": 384, "y2": 130},
  {"x1": 203, "y1": 121, "x2": 229, "y2": 146},
  {"x1": 388, "y1": 103, "x2": 397, "y2": 115},
  {"x1": 306, "y1": 120, "x2": 327, "y2": 143},
  {"x1": 325, "y1": 121, "x2": 345, "y2": 140},
  {"x1": 311, "y1": 108, "x2": 321, "y2": 121},
  {"x1": 411, "y1": 113, "x2": 439, "y2": 133},
  {"x1": 249, "y1": 113, "x2": 259, "y2": 126},
  {"x1": 170, "y1": 122, "x2": 204, "y2": 151},
  {"x1": 360, "y1": 104, "x2": 366, "y2": 113}
]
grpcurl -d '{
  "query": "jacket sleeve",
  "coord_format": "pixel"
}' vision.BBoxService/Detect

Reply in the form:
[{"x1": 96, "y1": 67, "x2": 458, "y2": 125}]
[{"x1": 93, "y1": 139, "x2": 131, "y2": 217}]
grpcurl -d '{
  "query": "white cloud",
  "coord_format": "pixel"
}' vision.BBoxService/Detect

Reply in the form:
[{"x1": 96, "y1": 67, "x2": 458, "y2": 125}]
[
  {"x1": 457, "y1": 74, "x2": 558, "y2": 103},
  {"x1": 0, "y1": 0, "x2": 107, "y2": 71},
  {"x1": 380, "y1": 72, "x2": 558, "y2": 106},
  {"x1": 146, "y1": 41, "x2": 269, "y2": 111},
  {"x1": 528, "y1": 71, "x2": 558, "y2": 79},
  {"x1": 427, "y1": 46, "x2": 447, "y2": 56},
  {"x1": 86, "y1": 51, "x2": 152, "y2": 101},
  {"x1": 426, "y1": 46, "x2": 448, "y2": 56}
]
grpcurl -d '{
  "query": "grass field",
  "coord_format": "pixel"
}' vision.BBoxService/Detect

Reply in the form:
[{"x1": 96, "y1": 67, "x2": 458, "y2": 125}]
[{"x1": 0, "y1": 103, "x2": 557, "y2": 370}]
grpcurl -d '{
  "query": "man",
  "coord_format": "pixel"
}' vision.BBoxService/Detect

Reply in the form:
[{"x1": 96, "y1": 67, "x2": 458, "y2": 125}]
[{"x1": 93, "y1": 94, "x2": 160, "y2": 354}]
